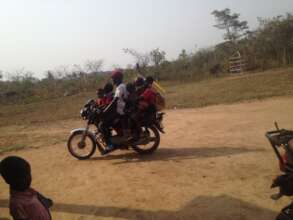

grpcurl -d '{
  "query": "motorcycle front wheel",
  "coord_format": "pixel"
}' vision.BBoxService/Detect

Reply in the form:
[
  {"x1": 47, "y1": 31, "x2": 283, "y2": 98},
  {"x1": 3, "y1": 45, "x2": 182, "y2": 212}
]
[
  {"x1": 67, "y1": 131, "x2": 96, "y2": 160},
  {"x1": 132, "y1": 126, "x2": 160, "y2": 154}
]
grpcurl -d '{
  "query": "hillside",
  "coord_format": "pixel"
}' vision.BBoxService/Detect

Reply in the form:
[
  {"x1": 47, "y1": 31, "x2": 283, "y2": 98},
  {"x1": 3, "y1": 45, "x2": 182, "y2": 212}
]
[
  {"x1": 165, "y1": 67, "x2": 293, "y2": 108},
  {"x1": 0, "y1": 68, "x2": 292, "y2": 128}
]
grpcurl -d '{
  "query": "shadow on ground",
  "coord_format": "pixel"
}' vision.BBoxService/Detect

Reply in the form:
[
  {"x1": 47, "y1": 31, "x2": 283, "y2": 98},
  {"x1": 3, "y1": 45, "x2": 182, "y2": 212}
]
[
  {"x1": 0, "y1": 195, "x2": 277, "y2": 220},
  {"x1": 90, "y1": 146, "x2": 265, "y2": 164}
]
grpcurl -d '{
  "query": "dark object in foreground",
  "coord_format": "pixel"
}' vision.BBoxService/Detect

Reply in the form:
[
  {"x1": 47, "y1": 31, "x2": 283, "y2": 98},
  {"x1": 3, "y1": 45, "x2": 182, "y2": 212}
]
[
  {"x1": 266, "y1": 122, "x2": 293, "y2": 220},
  {"x1": 0, "y1": 156, "x2": 53, "y2": 220}
]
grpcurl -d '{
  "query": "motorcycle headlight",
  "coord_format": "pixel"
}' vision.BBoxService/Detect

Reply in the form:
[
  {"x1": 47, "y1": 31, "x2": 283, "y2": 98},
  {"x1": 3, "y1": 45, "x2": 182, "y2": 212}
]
[{"x1": 80, "y1": 108, "x2": 88, "y2": 119}]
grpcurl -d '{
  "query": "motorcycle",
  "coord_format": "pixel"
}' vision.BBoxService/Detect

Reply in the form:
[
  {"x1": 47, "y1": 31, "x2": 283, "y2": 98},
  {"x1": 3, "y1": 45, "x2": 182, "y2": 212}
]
[
  {"x1": 67, "y1": 99, "x2": 165, "y2": 160},
  {"x1": 266, "y1": 122, "x2": 293, "y2": 220}
]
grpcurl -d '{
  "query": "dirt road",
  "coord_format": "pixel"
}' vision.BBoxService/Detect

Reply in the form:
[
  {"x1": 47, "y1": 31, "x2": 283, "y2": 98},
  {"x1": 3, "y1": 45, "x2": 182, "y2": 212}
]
[{"x1": 1, "y1": 98, "x2": 293, "y2": 220}]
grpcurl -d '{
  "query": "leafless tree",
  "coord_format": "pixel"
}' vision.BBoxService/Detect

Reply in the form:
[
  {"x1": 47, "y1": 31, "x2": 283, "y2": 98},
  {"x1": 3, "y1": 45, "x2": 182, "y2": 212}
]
[
  {"x1": 45, "y1": 70, "x2": 55, "y2": 81},
  {"x1": 123, "y1": 48, "x2": 150, "y2": 68},
  {"x1": 54, "y1": 65, "x2": 70, "y2": 78},
  {"x1": 150, "y1": 48, "x2": 166, "y2": 66},
  {"x1": 84, "y1": 59, "x2": 103, "y2": 73},
  {"x1": 150, "y1": 48, "x2": 166, "y2": 80}
]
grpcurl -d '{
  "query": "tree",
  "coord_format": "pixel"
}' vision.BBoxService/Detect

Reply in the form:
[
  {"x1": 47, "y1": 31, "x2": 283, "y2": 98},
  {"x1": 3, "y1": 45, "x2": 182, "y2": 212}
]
[
  {"x1": 123, "y1": 48, "x2": 150, "y2": 68},
  {"x1": 45, "y1": 70, "x2": 55, "y2": 81},
  {"x1": 150, "y1": 48, "x2": 166, "y2": 66},
  {"x1": 178, "y1": 49, "x2": 188, "y2": 60},
  {"x1": 177, "y1": 49, "x2": 190, "y2": 75},
  {"x1": 212, "y1": 8, "x2": 249, "y2": 43},
  {"x1": 0, "y1": 70, "x2": 3, "y2": 80},
  {"x1": 84, "y1": 59, "x2": 103, "y2": 73},
  {"x1": 150, "y1": 48, "x2": 166, "y2": 80},
  {"x1": 255, "y1": 14, "x2": 293, "y2": 66},
  {"x1": 72, "y1": 64, "x2": 84, "y2": 73},
  {"x1": 54, "y1": 65, "x2": 70, "y2": 78}
]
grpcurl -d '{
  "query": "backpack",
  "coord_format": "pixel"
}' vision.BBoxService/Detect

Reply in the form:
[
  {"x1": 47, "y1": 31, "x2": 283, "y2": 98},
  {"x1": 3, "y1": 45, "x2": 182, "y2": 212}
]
[{"x1": 155, "y1": 92, "x2": 166, "y2": 111}]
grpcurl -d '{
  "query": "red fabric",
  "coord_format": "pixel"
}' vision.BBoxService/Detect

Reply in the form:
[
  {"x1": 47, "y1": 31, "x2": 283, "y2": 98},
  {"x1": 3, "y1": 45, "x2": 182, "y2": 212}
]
[
  {"x1": 97, "y1": 94, "x2": 113, "y2": 106},
  {"x1": 10, "y1": 188, "x2": 51, "y2": 220},
  {"x1": 279, "y1": 153, "x2": 288, "y2": 172},
  {"x1": 141, "y1": 88, "x2": 156, "y2": 105},
  {"x1": 111, "y1": 70, "x2": 123, "y2": 79}
]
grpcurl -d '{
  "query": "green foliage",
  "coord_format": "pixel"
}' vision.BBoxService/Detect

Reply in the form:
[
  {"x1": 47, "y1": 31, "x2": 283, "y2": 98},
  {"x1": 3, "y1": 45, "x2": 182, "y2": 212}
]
[
  {"x1": 1, "y1": 68, "x2": 292, "y2": 130},
  {"x1": 212, "y1": 8, "x2": 249, "y2": 43},
  {"x1": 150, "y1": 48, "x2": 166, "y2": 66},
  {"x1": 0, "y1": 11, "x2": 292, "y2": 105},
  {"x1": 158, "y1": 12, "x2": 293, "y2": 80},
  {"x1": 150, "y1": 48, "x2": 166, "y2": 80},
  {"x1": 0, "y1": 70, "x2": 106, "y2": 104}
]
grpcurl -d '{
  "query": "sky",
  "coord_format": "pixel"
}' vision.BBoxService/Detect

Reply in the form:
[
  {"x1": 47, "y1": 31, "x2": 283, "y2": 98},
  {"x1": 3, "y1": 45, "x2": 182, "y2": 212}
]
[{"x1": 0, "y1": 0, "x2": 292, "y2": 78}]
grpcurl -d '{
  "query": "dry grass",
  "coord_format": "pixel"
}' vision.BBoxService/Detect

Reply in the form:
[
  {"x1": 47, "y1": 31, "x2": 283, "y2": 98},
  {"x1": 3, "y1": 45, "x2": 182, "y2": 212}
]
[
  {"x1": 164, "y1": 68, "x2": 293, "y2": 108},
  {"x1": 0, "y1": 67, "x2": 292, "y2": 153},
  {"x1": 0, "y1": 143, "x2": 26, "y2": 154}
]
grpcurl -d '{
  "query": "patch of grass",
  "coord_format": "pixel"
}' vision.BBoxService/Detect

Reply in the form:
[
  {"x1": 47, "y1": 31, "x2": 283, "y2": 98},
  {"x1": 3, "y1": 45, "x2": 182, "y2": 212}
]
[
  {"x1": 0, "y1": 92, "x2": 92, "y2": 127},
  {"x1": 0, "y1": 67, "x2": 292, "y2": 127},
  {"x1": 163, "y1": 68, "x2": 293, "y2": 108},
  {"x1": 0, "y1": 144, "x2": 27, "y2": 154}
]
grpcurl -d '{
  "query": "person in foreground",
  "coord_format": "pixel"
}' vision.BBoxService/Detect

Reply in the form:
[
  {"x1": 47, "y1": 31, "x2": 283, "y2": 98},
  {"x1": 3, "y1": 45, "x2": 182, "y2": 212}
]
[
  {"x1": 100, "y1": 70, "x2": 129, "y2": 154},
  {"x1": 0, "y1": 156, "x2": 53, "y2": 220}
]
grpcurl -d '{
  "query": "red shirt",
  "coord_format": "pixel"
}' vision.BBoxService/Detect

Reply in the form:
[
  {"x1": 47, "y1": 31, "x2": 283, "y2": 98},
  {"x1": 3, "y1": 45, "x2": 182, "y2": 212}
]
[
  {"x1": 141, "y1": 88, "x2": 156, "y2": 105},
  {"x1": 97, "y1": 93, "x2": 113, "y2": 106},
  {"x1": 10, "y1": 188, "x2": 51, "y2": 220}
]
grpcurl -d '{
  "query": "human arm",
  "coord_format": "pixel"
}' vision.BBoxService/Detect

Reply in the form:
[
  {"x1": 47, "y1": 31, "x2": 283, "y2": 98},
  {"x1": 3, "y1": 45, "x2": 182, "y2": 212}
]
[{"x1": 103, "y1": 98, "x2": 117, "y2": 115}]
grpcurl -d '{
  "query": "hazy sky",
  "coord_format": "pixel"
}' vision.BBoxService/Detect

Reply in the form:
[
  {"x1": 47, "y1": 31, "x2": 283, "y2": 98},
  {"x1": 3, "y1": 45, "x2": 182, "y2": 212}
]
[{"x1": 0, "y1": 0, "x2": 292, "y2": 78}]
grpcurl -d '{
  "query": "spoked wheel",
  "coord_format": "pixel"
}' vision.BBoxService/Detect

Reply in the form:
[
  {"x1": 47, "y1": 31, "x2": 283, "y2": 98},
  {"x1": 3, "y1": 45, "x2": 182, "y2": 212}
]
[
  {"x1": 132, "y1": 126, "x2": 160, "y2": 154},
  {"x1": 67, "y1": 131, "x2": 96, "y2": 160}
]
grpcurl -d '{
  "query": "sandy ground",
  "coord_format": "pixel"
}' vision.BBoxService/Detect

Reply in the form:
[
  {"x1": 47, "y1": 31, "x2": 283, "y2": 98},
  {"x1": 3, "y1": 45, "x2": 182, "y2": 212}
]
[{"x1": 1, "y1": 98, "x2": 293, "y2": 220}]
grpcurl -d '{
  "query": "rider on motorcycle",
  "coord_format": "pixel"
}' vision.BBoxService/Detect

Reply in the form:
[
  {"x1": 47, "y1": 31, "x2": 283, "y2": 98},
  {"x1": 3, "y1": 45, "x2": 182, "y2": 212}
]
[
  {"x1": 100, "y1": 83, "x2": 114, "y2": 107},
  {"x1": 96, "y1": 88, "x2": 104, "y2": 105},
  {"x1": 100, "y1": 70, "x2": 129, "y2": 154},
  {"x1": 134, "y1": 76, "x2": 146, "y2": 96}
]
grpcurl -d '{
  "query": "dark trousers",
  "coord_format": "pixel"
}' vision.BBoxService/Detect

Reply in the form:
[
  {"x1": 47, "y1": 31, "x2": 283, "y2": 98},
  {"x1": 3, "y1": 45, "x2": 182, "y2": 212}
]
[{"x1": 99, "y1": 111, "x2": 119, "y2": 145}]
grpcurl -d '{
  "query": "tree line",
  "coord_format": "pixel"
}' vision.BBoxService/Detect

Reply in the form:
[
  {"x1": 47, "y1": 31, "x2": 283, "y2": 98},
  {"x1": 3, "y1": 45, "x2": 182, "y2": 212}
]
[{"x1": 0, "y1": 9, "x2": 292, "y2": 104}]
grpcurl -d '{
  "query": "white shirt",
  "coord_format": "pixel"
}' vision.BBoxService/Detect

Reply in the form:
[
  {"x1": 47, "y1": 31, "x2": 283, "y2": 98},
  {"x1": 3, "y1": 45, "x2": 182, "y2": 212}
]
[{"x1": 114, "y1": 83, "x2": 128, "y2": 115}]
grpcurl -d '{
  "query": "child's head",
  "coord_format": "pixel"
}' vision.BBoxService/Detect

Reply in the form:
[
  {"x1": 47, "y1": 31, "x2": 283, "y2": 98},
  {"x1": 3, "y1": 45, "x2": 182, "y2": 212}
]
[
  {"x1": 146, "y1": 76, "x2": 154, "y2": 86},
  {"x1": 134, "y1": 77, "x2": 145, "y2": 88},
  {"x1": 104, "y1": 83, "x2": 113, "y2": 94},
  {"x1": 126, "y1": 82, "x2": 136, "y2": 94},
  {"x1": 96, "y1": 88, "x2": 104, "y2": 99},
  {"x1": 0, "y1": 156, "x2": 32, "y2": 191}
]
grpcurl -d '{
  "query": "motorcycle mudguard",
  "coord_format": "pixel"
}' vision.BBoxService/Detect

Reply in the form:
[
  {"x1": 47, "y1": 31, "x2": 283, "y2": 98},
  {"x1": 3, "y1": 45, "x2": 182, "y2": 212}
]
[
  {"x1": 70, "y1": 128, "x2": 96, "y2": 141},
  {"x1": 155, "y1": 112, "x2": 165, "y2": 133}
]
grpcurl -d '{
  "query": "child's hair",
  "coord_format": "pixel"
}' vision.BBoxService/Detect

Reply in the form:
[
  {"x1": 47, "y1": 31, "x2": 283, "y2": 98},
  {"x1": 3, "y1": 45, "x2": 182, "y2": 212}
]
[
  {"x1": 146, "y1": 76, "x2": 154, "y2": 85},
  {"x1": 104, "y1": 83, "x2": 113, "y2": 94},
  {"x1": 96, "y1": 88, "x2": 104, "y2": 98},
  {"x1": 0, "y1": 156, "x2": 32, "y2": 191},
  {"x1": 126, "y1": 82, "x2": 136, "y2": 94},
  {"x1": 135, "y1": 77, "x2": 145, "y2": 87}
]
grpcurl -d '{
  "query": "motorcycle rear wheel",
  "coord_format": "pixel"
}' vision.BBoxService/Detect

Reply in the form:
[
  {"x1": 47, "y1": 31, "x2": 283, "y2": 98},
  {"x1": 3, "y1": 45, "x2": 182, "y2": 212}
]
[{"x1": 132, "y1": 126, "x2": 160, "y2": 154}]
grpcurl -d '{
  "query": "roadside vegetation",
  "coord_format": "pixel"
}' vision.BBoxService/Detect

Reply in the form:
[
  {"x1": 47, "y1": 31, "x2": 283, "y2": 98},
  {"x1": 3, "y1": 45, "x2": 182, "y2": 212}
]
[
  {"x1": 0, "y1": 10, "x2": 292, "y2": 105},
  {"x1": 1, "y1": 9, "x2": 293, "y2": 153}
]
